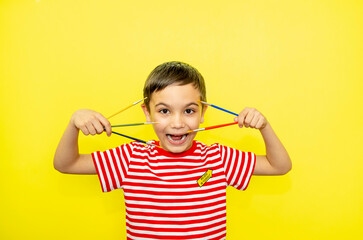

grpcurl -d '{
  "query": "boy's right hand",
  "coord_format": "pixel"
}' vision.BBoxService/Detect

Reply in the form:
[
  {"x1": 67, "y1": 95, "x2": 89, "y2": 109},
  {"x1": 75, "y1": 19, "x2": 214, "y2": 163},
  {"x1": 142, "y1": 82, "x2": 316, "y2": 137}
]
[{"x1": 71, "y1": 109, "x2": 112, "y2": 137}]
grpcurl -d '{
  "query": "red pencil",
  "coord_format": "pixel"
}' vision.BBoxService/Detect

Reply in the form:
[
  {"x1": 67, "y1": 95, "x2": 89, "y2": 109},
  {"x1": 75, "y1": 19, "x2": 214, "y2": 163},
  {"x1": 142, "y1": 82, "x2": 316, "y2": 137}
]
[{"x1": 186, "y1": 122, "x2": 238, "y2": 133}]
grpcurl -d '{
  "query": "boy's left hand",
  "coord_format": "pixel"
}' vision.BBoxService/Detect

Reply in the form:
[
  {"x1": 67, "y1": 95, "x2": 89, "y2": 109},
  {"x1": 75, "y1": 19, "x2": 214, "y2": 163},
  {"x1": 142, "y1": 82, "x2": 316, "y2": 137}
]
[{"x1": 234, "y1": 107, "x2": 268, "y2": 130}]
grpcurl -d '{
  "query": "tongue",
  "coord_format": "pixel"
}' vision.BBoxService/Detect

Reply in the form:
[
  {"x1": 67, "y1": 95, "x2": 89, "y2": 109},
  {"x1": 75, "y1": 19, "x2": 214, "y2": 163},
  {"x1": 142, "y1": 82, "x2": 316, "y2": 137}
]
[{"x1": 171, "y1": 135, "x2": 183, "y2": 141}]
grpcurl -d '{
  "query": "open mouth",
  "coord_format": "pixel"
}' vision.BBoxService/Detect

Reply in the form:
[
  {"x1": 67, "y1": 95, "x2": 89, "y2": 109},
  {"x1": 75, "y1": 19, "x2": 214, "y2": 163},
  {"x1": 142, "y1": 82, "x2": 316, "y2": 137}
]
[{"x1": 166, "y1": 133, "x2": 189, "y2": 145}]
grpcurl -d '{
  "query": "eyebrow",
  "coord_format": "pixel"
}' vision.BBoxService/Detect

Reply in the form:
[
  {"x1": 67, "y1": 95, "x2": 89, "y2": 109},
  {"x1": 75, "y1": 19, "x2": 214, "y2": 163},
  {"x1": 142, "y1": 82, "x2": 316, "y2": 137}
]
[{"x1": 154, "y1": 102, "x2": 200, "y2": 108}]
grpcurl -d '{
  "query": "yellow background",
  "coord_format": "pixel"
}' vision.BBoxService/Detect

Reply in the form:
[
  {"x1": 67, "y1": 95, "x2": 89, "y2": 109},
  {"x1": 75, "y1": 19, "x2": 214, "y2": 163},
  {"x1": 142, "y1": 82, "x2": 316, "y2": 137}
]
[{"x1": 1, "y1": 0, "x2": 362, "y2": 239}]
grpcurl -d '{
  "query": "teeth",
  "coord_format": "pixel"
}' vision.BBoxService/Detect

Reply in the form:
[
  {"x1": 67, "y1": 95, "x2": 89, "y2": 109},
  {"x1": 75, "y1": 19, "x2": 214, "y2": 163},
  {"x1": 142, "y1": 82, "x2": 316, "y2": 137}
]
[{"x1": 167, "y1": 134, "x2": 187, "y2": 142}]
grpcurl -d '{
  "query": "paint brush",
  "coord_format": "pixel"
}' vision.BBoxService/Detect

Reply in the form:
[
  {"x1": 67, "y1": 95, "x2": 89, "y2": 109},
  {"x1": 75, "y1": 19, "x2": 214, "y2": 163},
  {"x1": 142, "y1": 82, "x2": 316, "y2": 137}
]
[
  {"x1": 107, "y1": 97, "x2": 147, "y2": 119},
  {"x1": 111, "y1": 131, "x2": 159, "y2": 148},
  {"x1": 200, "y1": 101, "x2": 239, "y2": 116},
  {"x1": 186, "y1": 122, "x2": 238, "y2": 133},
  {"x1": 111, "y1": 122, "x2": 158, "y2": 128}
]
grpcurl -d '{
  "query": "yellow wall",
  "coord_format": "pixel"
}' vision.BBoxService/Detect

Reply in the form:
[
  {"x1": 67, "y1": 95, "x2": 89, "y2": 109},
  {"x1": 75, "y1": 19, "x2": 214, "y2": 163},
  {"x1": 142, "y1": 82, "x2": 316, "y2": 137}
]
[{"x1": 1, "y1": 0, "x2": 362, "y2": 239}]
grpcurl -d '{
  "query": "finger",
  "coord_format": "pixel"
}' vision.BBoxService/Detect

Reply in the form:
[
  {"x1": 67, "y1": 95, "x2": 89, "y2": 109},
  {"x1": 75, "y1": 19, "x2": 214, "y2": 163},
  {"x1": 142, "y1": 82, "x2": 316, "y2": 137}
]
[
  {"x1": 92, "y1": 119, "x2": 105, "y2": 134},
  {"x1": 238, "y1": 108, "x2": 249, "y2": 128},
  {"x1": 244, "y1": 108, "x2": 255, "y2": 128},
  {"x1": 97, "y1": 114, "x2": 112, "y2": 137},
  {"x1": 249, "y1": 112, "x2": 260, "y2": 128},
  {"x1": 86, "y1": 122, "x2": 97, "y2": 135},
  {"x1": 80, "y1": 126, "x2": 90, "y2": 136},
  {"x1": 255, "y1": 118, "x2": 265, "y2": 129}
]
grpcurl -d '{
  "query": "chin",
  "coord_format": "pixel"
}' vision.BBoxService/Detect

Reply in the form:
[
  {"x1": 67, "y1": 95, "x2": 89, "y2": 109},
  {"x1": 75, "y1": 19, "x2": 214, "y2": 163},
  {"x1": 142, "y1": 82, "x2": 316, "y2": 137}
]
[{"x1": 160, "y1": 139, "x2": 193, "y2": 153}]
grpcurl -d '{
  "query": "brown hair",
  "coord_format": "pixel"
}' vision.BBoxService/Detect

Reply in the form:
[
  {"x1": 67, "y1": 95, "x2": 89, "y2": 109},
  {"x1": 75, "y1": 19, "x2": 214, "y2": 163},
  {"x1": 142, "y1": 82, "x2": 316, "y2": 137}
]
[{"x1": 143, "y1": 61, "x2": 206, "y2": 111}]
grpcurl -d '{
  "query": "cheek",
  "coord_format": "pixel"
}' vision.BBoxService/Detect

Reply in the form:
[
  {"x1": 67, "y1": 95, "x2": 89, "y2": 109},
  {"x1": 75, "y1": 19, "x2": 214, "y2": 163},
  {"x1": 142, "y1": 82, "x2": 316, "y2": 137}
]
[
  {"x1": 186, "y1": 116, "x2": 201, "y2": 128},
  {"x1": 153, "y1": 118, "x2": 168, "y2": 132}
]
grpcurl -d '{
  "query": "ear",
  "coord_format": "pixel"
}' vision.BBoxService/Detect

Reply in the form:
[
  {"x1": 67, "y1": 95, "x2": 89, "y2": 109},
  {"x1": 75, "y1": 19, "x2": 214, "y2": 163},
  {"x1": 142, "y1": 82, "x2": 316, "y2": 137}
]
[
  {"x1": 200, "y1": 105, "x2": 208, "y2": 124},
  {"x1": 141, "y1": 103, "x2": 152, "y2": 122}
]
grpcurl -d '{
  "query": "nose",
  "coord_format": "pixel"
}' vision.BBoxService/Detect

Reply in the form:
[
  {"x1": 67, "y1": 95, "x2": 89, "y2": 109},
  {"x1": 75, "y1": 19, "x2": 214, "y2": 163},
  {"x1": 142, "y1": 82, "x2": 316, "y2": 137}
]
[{"x1": 170, "y1": 113, "x2": 185, "y2": 129}]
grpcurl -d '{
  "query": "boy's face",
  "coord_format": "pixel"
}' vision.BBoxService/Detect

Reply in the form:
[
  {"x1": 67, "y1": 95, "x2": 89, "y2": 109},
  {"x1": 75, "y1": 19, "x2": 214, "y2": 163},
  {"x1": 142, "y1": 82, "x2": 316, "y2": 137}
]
[{"x1": 142, "y1": 83, "x2": 207, "y2": 153}]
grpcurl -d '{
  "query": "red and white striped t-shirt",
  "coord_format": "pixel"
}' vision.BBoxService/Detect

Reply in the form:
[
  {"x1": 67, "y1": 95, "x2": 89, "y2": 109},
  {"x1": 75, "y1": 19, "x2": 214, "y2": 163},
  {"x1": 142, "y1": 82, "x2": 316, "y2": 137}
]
[{"x1": 92, "y1": 140, "x2": 256, "y2": 240}]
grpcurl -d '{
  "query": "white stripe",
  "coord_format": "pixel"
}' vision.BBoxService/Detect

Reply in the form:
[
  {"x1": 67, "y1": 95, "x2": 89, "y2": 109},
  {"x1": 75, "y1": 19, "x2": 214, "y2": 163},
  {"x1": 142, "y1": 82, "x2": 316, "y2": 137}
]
[
  {"x1": 112, "y1": 147, "x2": 124, "y2": 185},
  {"x1": 134, "y1": 145, "x2": 218, "y2": 159},
  {"x1": 100, "y1": 152, "x2": 114, "y2": 191},
  {"x1": 128, "y1": 161, "x2": 222, "y2": 175},
  {"x1": 126, "y1": 203, "x2": 226, "y2": 214},
  {"x1": 124, "y1": 181, "x2": 225, "y2": 193},
  {"x1": 123, "y1": 144, "x2": 132, "y2": 163},
  {"x1": 126, "y1": 173, "x2": 224, "y2": 186},
  {"x1": 127, "y1": 209, "x2": 226, "y2": 222},
  {"x1": 124, "y1": 188, "x2": 226, "y2": 200},
  {"x1": 126, "y1": 196, "x2": 226, "y2": 207},
  {"x1": 127, "y1": 230, "x2": 226, "y2": 240},
  {"x1": 241, "y1": 153, "x2": 255, "y2": 190},
  {"x1": 106, "y1": 150, "x2": 120, "y2": 189},
  {"x1": 119, "y1": 145, "x2": 130, "y2": 177},
  {"x1": 223, "y1": 146, "x2": 230, "y2": 172},
  {"x1": 127, "y1": 223, "x2": 225, "y2": 236},
  {"x1": 131, "y1": 157, "x2": 221, "y2": 168},
  {"x1": 133, "y1": 141, "x2": 217, "y2": 155},
  {"x1": 226, "y1": 147, "x2": 235, "y2": 181},
  {"x1": 126, "y1": 216, "x2": 226, "y2": 229},
  {"x1": 93, "y1": 153, "x2": 107, "y2": 192},
  {"x1": 127, "y1": 168, "x2": 220, "y2": 180},
  {"x1": 132, "y1": 154, "x2": 220, "y2": 165},
  {"x1": 234, "y1": 150, "x2": 247, "y2": 188},
  {"x1": 230, "y1": 150, "x2": 242, "y2": 185}
]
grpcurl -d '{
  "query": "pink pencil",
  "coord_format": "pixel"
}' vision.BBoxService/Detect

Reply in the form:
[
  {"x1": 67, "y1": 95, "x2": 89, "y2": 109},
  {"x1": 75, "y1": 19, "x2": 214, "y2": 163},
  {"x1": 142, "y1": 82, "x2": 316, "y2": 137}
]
[{"x1": 187, "y1": 122, "x2": 238, "y2": 133}]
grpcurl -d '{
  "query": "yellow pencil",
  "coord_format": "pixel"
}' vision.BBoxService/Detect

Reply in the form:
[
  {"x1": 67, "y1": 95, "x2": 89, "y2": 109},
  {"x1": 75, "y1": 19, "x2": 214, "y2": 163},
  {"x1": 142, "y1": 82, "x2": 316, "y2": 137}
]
[{"x1": 107, "y1": 97, "x2": 147, "y2": 119}]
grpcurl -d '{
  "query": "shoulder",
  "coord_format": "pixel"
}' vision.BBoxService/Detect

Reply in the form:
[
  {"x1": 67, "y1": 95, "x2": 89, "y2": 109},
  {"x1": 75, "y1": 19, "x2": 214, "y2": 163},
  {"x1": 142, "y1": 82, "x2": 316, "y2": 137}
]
[{"x1": 194, "y1": 141, "x2": 222, "y2": 154}]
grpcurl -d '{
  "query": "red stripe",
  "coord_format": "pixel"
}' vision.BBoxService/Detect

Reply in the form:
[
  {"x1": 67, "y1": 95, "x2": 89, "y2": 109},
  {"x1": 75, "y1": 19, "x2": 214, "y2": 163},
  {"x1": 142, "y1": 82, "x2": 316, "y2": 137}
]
[
  {"x1": 124, "y1": 191, "x2": 226, "y2": 204},
  {"x1": 104, "y1": 150, "x2": 117, "y2": 190},
  {"x1": 109, "y1": 148, "x2": 123, "y2": 188},
  {"x1": 242, "y1": 152, "x2": 253, "y2": 189},
  {"x1": 124, "y1": 170, "x2": 224, "y2": 186},
  {"x1": 126, "y1": 205, "x2": 226, "y2": 220},
  {"x1": 240, "y1": 152, "x2": 255, "y2": 190},
  {"x1": 230, "y1": 148, "x2": 240, "y2": 186},
  {"x1": 91, "y1": 153, "x2": 106, "y2": 192},
  {"x1": 124, "y1": 185, "x2": 225, "y2": 196},
  {"x1": 125, "y1": 199, "x2": 226, "y2": 211},
  {"x1": 223, "y1": 146, "x2": 233, "y2": 185},
  {"x1": 130, "y1": 158, "x2": 221, "y2": 171},
  {"x1": 126, "y1": 211, "x2": 226, "y2": 226},
  {"x1": 91, "y1": 141, "x2": 254, "y2": 239},
  {"x1": 126, "y1": 223, "x2": 226, "y2": 240},
  {"x1": 233, "y1": 151, "x2": 244, "y2": 188},
  {"x1": 96, "y1": 151, "x2": 111, "y2": 192},
  {"x1": 127, "y1": 218, "x2": 225, "y2": 233}
]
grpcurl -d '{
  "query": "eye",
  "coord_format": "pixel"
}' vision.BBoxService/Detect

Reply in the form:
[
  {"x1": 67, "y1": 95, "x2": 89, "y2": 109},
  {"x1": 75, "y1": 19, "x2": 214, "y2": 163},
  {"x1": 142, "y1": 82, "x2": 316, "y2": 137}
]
[
  {"x1": 159, "y1": 109, "x2": 170, "y2": 114},
  {"x1": 185, "y1": 109, "x2": 195, "y2": 114}
]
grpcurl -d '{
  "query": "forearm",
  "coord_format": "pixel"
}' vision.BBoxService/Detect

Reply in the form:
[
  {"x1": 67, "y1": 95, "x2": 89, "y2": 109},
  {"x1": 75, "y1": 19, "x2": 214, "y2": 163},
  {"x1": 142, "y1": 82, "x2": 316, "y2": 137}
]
[
  {"x1": 53, "y1": 120, "x2": 81, "y2": 173},
  {"x1": 260, "y1": 122, "x2": 292, "y2": 174}
]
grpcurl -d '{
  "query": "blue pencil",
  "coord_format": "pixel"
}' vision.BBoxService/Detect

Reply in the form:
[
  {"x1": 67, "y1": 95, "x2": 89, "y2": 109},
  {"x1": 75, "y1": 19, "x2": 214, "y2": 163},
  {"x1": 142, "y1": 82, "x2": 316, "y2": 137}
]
[
  {"x1": 200, "y1": 101, "x2": 239, "y2": 116},
  {"x1": 111, "y1": 122, "x2": 157, "y2": 128},
  {"x1": 111, "y1": 131, "x2": 158, "y2": 147}
]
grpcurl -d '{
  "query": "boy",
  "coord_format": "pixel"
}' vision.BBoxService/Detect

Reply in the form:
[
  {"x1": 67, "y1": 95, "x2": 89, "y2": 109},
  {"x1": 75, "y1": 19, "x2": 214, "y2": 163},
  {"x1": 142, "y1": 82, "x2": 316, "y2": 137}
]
[{"x1": 54, "y1": 61, "x2": 291, "y2": 240}]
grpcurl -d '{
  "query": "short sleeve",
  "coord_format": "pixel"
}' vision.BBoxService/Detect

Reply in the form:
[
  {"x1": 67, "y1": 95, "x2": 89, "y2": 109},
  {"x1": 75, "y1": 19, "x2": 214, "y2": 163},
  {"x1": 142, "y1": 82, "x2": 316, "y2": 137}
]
[
  {"x1": 220, "y1": 144, "x2": 256, "y2": 191},
  {"x1": 92, "y1": 143, "x2": 132, "y2": 192}
]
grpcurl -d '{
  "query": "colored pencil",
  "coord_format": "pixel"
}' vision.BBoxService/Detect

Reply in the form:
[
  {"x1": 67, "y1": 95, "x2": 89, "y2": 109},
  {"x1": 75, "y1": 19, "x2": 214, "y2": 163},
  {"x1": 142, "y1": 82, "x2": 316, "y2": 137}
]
[
  {"x1": 111, "y1": 131, "x2": 159, "y2": 147},
  {"x1": 111, "y1": 122, "x2": 158, "y2": 128},
  {"x1": 186, "y1": 122, "x2": 238, "y2": 133},
  {"x1": 107, "y1": 97, "x2": 147, "y2": 119},
  {"x1": 200, "y1": 101, "x2": 239, "y2": 116}
]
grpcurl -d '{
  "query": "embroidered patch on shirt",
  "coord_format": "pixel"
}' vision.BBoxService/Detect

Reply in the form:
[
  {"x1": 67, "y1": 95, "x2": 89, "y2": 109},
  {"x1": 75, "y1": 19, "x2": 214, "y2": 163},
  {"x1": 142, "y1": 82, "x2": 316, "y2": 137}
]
[{"x1": 197, "y1": 169, "x2": 213, "y2": 187}]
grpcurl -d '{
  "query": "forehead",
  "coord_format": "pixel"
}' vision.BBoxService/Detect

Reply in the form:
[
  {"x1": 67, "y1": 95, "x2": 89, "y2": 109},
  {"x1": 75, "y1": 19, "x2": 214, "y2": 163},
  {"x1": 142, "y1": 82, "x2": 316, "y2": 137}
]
[{"x1": 149, "y1": 83, "x2": 201, "y2": 106}]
